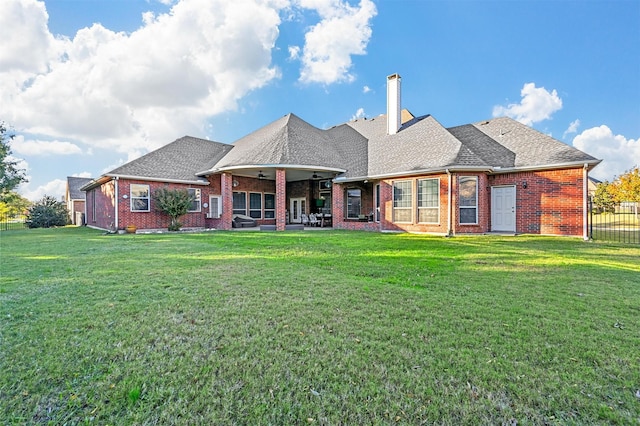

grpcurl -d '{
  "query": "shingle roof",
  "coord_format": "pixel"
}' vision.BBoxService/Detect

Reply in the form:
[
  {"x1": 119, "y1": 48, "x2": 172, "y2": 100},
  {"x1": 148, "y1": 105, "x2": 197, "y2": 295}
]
[
  {"x1": 468, "y1": 117, "x2": 598, "y2": 168},
  {"x1": 209, "y1": 114, "x2": 366, "y2": 175},
  {"x1": 108, "y1": 136, "x2": 232, "y2": 183},
  {"x1": 67, "y1": 177, "x2": 92, "y2": 199}
]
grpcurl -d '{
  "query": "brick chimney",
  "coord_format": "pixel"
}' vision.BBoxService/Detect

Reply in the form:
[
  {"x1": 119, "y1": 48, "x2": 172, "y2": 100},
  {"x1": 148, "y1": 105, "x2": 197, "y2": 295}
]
[{"x1": 386, "y1": 73, "x2": 401, "y2": 135}]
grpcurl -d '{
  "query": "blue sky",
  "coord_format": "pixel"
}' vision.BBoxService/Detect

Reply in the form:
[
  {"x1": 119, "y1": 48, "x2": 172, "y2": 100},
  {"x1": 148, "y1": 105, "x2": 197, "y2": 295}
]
[{"x1": 1, "y1": 0, "x2": 638, "y2": 201}]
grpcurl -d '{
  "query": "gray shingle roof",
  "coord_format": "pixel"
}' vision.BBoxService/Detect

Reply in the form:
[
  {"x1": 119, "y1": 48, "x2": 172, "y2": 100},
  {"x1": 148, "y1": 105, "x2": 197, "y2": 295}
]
[
  {"x1": 468, "y1": 117, "x2": 598, "y2": 168},
  {"x1": 67, "y1": 177, "x2": 92, "y2": 199},
  {"x1": 210, "y1": 114, "x2": 367, "y2": 175},
  {"x1": 108, "y1": 136, "x2": 232, "y2": 183}
]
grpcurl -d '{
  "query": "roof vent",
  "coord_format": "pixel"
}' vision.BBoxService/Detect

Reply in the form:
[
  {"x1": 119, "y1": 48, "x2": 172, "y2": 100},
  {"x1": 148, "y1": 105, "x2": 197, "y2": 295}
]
[{"x1": 386, "y1": 73, "x2": 401, "y2": 135}]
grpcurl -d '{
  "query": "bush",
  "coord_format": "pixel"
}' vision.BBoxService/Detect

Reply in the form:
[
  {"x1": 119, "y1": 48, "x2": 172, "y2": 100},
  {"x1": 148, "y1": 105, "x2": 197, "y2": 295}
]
[
  {"x1": 152, "y1": 188, "x2": 194, "y2": 231},
  {"x1": 26, "y1": 195, "x2": 69, "y2": 228}
]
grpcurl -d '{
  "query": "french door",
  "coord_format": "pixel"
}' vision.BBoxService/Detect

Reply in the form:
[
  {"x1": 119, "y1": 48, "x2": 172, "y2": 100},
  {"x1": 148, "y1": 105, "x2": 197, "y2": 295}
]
[{"x1": 289, "y1": 198, "x2": 306, "y2": 223}]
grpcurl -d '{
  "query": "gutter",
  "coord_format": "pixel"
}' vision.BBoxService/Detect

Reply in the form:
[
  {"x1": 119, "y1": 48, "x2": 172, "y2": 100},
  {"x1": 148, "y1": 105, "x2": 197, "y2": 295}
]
[
  {"x1": 583, "y1": 163, "x2": 589, "y2": 241},
  {"x1": 446, "y1": 169, "x2": 453, "y2": 236},
  {"x1": 81, "y1": 175, "x2": 209, "y2": 192},
  {"x1": 334, "y1": 166, "x2": 493, "y2": 184},
  {"x1": 197, "y1": 164, "x2": 346, "y2": 176},
  {"x1": 114, "y1": 176, "x2": 119, "y2": 231}
]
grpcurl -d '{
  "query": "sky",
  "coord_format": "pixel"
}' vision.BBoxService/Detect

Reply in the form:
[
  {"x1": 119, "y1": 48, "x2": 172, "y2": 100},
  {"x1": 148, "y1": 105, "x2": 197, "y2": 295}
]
[{"x1": 1, "y1": 0, "x2": 639, "y2": 202}]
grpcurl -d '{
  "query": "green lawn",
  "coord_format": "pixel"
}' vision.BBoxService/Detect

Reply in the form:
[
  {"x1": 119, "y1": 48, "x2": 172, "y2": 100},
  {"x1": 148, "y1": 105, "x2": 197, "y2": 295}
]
[{"x1": 1, "y1": 228, "x2": 639, "y2": 424}]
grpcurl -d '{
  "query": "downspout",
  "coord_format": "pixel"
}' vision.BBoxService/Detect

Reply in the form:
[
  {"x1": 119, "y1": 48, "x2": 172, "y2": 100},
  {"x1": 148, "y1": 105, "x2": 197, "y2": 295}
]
[
  {"x1": 583, "y1": 163, "x2": 588, "y2": 241},
  {"x1": 446, "y1": 169, "x2": 452, "y2": 236},
  {"x1": 114, "y1": 176, "x2": 119, "y2": 232}
]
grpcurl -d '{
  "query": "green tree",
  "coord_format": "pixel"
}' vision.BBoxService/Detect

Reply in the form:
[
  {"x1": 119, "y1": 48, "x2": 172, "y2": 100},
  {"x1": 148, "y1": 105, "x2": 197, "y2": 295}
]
[
  {"x1": 26, "y1": 195, "x2": 69, "y2": 228},
  {"x1": 152, "y1": 187, "x2": 194, "y2": 231},
  {"x1": 610, "y1": 166, "x2": 640, "y2": 218},
  {"x1": 0, "y1": 122, "x2": 28, "y2": 199},
  {"x1": 592, "y1": 181, "x2": 616, "y2": 213},
  {"x1": 0, "y1": 191, "x2": 31, "y2": 217}
]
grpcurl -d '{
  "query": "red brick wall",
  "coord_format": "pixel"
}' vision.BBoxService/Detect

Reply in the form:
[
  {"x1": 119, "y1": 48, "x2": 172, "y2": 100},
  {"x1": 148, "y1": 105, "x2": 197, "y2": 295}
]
[
  {"x1": 453, "y1": 173, "x2": 490, "y2": 235},
  {"x1": 377, "y1": 174, "x2": 451, "y2": 234},
  {"x1": 86, "y1": 180, "x2": 116, "y2": 231},
  {"x1": 275, "y1": 170, "x2": 286, "y2": 230},
  {"x1": 489, "y1": 168, "x2": 584, "y2": 236}
]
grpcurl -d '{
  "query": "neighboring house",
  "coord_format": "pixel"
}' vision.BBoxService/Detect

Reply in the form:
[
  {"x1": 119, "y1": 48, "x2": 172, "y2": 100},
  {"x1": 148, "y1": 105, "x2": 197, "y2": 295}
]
[
  {"x1": 66, "y1": 176, "x2": 92, "y2": 225},
  {"x1": 588, "y1": 176, "x2": 601, "y2": 198},
  {"x1": 82, "y1": 74, "x2": 601, "y2": 237}
]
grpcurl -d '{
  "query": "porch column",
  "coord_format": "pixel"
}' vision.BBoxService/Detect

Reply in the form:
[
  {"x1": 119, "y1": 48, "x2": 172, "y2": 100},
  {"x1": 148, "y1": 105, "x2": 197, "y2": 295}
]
[
  {"x1": 276, "y1": 168, "x2": 286, "y2": 231},
  {"x1": 220, "y1": 172, "x2": 233, "y2": 230}
]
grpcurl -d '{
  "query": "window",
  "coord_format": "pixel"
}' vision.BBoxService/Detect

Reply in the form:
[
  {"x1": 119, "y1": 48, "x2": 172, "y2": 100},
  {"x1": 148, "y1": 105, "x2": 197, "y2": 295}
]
[
  {"x1": 249, "y1": 192, "x2": 262, "y2": 219},
  {"x1": 346, "y1": 189, "x2": 361, "y2": 219},
  {"x1": 264, "y1": 193, "x2": 275, "y2": 219},
  {"x1": 418, "y1": 178, "x2": 439, "y2": 223},
  {"x1": 232, "y1": 192, "x2": 246, "y2": 215},
  {"x1": 209, "y1": 195, "x2": 222, "y2": 218},
  {"x1": 188, "y1": 188, "x2": 201, "y2": 212},
  {"x1": 459, "y1": 176, "x2": 478, "y2": 224},
  {"x1": 393, "y1": 181, "x2": 412, "y2": 222},
  {"x1": 130, "y1": 184, "x2": 150, "y2": 212}
]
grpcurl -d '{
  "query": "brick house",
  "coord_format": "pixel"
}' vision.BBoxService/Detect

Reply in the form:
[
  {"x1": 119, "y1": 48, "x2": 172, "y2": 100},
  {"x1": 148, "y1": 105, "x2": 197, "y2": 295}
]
[
  {"x1": 66, "y1": 176, "x2": 92, "y2": 225},
  {"x1": 82, "y1": 74, "x2": 601, "y2": 237}
]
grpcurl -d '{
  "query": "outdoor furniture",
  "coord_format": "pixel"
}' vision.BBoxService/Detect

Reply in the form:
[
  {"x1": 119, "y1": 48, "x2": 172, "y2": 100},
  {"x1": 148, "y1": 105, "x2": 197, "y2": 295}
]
[
  {"x1": 301, "y1": 214, "x2": 310, "y2": 226},
  {"x1": 232, "y1": 214, "x2": 257, "y2": 228},
  {"x1": 309, "y1": 214, "x2": 319, "y2": 227}
]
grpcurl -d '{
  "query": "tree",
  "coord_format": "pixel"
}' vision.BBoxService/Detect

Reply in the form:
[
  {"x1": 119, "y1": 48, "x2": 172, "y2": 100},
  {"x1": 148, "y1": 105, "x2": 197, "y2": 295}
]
[
  {"x1": 0, "y1": 191, "x2": 31, "y2": 217},
  {"x1": 592, "y1": 181, "x2": 616, "y2": 213},
  {"x1": 26, "y1": 195, "x2": 69, "y2": 228},
  {"x1": 0, "y1": 122, "x2": 28, "y2": 199},
  {"x1": 152, "y1": 187, "x2": 194, "y2": 231},
  {"x1": 612, "y1": 166, "x2": 640, "y2": 202}
]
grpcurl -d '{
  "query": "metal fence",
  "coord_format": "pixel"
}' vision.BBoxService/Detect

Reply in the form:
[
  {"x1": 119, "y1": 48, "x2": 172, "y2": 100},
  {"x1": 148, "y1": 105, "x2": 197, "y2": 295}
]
[
  {"x1": 589, "y1": 198, "x2": 640, "y2": 244},
  {"x1": 0, "y1": 214, "x2": 28, "y2": 231}
]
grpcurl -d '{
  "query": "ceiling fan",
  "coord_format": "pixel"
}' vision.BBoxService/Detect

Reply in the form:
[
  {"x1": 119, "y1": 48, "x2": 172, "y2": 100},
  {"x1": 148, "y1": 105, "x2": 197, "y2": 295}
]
[
  {"x1": 312, "y1": 171, "x2": 323, "y2": 179},
  {"x1": 258, "y1": 171, "x2": 265, "y2": 179}
]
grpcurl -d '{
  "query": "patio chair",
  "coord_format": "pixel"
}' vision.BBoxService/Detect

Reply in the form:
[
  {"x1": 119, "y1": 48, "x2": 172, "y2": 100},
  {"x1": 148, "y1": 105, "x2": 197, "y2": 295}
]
[
  {"x1": 309, "y1": 213, "x2": 319, "y2": 227},
  {"x1": 301, "y1": 214, "x2": 310, "y2": 226}
]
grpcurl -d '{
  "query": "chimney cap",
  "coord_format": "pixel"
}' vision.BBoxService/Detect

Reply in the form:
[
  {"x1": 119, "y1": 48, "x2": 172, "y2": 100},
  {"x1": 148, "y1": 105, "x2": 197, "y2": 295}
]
[{"x1": 387, "y1": 73, "x2": 401, "y2": 80}]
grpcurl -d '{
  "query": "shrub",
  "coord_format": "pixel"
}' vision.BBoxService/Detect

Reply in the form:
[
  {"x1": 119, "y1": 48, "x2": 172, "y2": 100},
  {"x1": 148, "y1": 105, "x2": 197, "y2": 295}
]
[
  {"x1": 26, "y1": 195, "x2": 69, "y2": 228},
  {"x1": 152, "y1": 188, "x2": 194, "y2": 231}
]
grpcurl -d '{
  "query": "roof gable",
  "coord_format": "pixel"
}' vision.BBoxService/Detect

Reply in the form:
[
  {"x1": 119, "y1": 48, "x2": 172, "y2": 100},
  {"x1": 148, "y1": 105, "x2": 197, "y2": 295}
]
[
  {"x1": 67, "y1": 177, "x2": 92, "y2": 199},
  {"x1": 109, "y1": 136, "x2": 232, "y2": 183}
]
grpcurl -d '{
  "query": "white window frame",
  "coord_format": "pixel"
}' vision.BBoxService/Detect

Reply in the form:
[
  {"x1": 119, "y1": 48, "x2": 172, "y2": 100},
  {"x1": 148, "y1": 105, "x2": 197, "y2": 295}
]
[
  {"x1": 417, "y1": 178, "x2": 440, "y2": 224},
  {"x1": 188, "y1": 188, "x2": 201, "y2": 212},
  {"x1": 264, "y1": 193, "x2": 275, "y2": 219},
  {"x1": 459, "y1": 176, "x2": 478, "y2": 225},
  {"x1": 249, "y1": 192, "x2": 262, "y2": 219},
  {"x1": 130, "y1": 184, "x2": 150, "y2": 212},
  {"x1": 208, "y1": 195, "x2": 222, "y2": 219},
  {"x1": 393, "y1": 180, "x2": 412, "y2": 223}
]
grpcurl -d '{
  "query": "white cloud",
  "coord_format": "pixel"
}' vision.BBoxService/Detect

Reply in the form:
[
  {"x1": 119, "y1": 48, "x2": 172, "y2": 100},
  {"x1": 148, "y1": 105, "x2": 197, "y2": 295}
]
[
  {"x1": 572, "y1": 125, "x2": 640, "y2": 181},
  {"x1": 297, "y1": 0, "x2": 377, "y2": 84},
  {"x1": 19, "y1": 178, "x2": 67, "y2": 202},
  {"x1": 10, "y1": 135, "x2": 83, "y2": 156},
  {"x1": 493, "y1": 83, "x2": 563, "y2": 126},
  {"x1": 288, "y1": 45, "x2": 301, "y2": 60},
  {"x1": 362, "y1": 85, "x2": 371, "y2": 93},
  {"x1": 563, "y1": 119, "x2": 581, "y2": 139},
  {"x1": 72, "y1": 172, "x2": 93, "y2": 178},
  {"x1": 351, "y1": 107, "x2": 365, "y2": 120},
  {"x1": 1, "y1": 0, "x2": 286, "y2": 158},
  {"x1": 0, "y1": 0, "x2": 62, "y2": 74}
]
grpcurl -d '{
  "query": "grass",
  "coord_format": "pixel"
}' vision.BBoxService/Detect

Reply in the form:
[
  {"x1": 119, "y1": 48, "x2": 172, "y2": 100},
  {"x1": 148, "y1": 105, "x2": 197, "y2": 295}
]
[{"x1": 1, "y1": 227, "x2": 639, "y2": 424}]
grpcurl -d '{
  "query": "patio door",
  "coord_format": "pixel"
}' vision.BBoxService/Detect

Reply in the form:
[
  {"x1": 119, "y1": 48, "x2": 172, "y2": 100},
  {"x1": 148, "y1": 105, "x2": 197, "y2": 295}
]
[
  {"x1": 491, "y1": 186, "x2": 516, "y2": 232},
  {"x1": 290, "y1": 198, "x2": 306, "y2": 223}
]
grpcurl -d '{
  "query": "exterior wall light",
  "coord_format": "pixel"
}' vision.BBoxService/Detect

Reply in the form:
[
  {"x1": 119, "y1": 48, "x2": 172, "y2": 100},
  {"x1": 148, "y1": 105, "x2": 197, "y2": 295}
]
[{"x1": 522, "y1": 181, "x2": 528, "y2": 189}]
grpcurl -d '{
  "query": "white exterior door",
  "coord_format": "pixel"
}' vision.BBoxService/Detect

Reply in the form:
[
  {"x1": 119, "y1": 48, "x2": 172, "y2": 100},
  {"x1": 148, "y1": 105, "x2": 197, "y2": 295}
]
[
  {"x1": 491, "y1": 186, "x2": 516, "y2": 232},
  {"x1": 290, "y1": 198, "x2": 306, "y2": 223}
]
